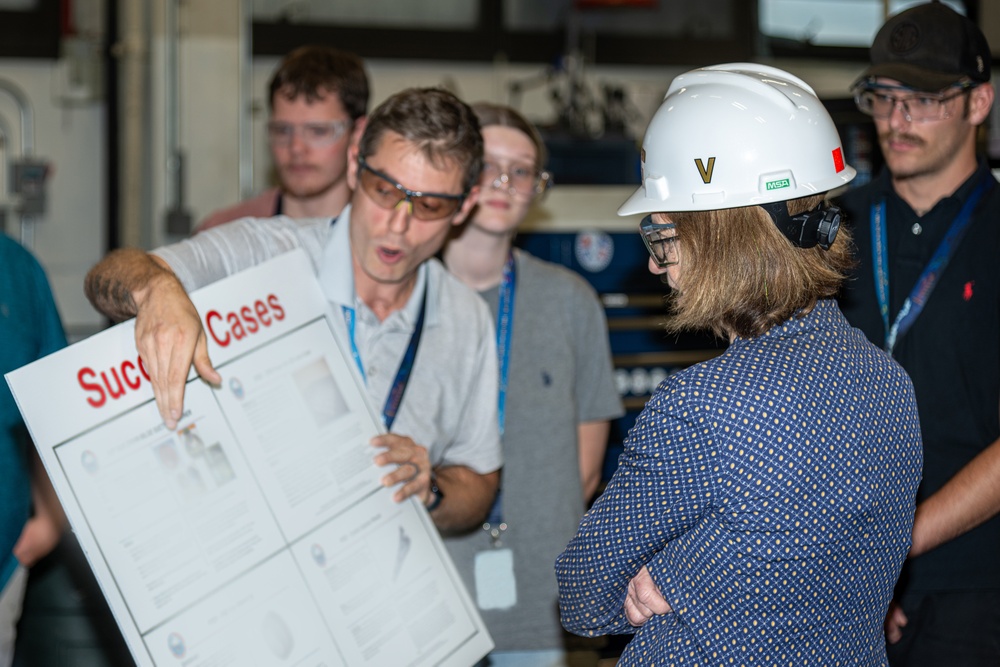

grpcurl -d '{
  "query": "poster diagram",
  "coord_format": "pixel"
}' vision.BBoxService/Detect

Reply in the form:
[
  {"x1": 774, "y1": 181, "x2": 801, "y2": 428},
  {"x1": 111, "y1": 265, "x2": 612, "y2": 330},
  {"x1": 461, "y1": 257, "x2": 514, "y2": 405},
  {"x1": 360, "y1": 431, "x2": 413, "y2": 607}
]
[{"x1": 7, "y1": 250, "x2": 492, "y2": 667}]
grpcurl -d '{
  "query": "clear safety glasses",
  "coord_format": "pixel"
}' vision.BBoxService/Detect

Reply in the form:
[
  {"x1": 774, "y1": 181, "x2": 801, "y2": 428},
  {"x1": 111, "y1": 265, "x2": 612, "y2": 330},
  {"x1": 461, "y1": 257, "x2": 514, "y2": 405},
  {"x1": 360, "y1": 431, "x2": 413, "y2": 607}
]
[
  {"x1": 481, "y1": 159, "x2": 551, "y2": 198},
  {"x1": 853, "y1": 82, "x2": 976, "y2": 123},
  {"x1": 639, "y1": 215, "x2": 679, "y2": 268},
  {"x1": 266, "y1": 120, "x2": 351, "y2": 148}
]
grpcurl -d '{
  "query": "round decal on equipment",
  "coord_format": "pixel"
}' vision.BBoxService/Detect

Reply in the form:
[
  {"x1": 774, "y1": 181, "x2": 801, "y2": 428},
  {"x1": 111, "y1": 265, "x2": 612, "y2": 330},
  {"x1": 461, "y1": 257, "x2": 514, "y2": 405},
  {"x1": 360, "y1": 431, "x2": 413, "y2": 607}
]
[{"x1": 575, "y1": 230, "x2": 614, "y2": 273}]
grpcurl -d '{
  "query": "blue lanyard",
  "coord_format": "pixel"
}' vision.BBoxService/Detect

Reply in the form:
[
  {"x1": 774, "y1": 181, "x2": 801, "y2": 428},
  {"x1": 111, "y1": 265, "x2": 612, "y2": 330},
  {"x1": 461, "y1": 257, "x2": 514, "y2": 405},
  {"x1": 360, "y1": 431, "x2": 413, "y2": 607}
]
[
  {"x1": 342, "y1": 305, "x2": 366, "y2": 383},
  {"x1": 871, "y1": 175, "x2": 991, "y2": 354},
  {"x1": 341, "y1": 288, "x2": 427, "y2": 430},
  {"x1": 486, "y1": 252, "x2": 516, "y2": 530},
  {"x1": 496, "y1": 252, "x2": 516, "y2": 437}
]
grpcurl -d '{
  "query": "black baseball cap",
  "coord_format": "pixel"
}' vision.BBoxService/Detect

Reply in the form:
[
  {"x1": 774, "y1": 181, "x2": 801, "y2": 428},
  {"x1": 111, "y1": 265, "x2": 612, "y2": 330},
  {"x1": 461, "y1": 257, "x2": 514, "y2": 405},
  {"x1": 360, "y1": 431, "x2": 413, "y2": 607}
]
[{"x1": 855, "y1": 1, "x2": 992, "y2": 92}]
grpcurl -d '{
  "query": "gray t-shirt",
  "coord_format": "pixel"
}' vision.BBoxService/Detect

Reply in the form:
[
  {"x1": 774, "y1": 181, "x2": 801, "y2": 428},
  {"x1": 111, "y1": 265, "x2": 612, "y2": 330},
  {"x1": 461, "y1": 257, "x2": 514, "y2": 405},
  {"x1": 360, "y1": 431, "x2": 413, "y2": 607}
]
[
  {"x1": 446, "y1": 249, "x2": 624, "y2": 651},
  {"x1": 153, "y1": 207, "x2": 502, "y2": 473}
]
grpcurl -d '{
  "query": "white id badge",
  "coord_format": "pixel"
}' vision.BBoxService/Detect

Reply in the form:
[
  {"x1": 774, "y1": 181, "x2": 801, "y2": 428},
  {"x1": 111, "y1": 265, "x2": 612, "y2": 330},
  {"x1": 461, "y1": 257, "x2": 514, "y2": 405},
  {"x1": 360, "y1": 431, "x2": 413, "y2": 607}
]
[{"x1": 474, "y1": 548, "x2": 517, "y2": 610}]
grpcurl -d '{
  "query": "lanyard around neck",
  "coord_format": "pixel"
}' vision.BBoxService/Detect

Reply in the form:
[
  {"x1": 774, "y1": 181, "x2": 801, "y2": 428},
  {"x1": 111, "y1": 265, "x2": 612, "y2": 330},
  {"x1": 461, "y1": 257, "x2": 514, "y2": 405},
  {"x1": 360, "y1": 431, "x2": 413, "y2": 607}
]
[
  {"x1": 871, "y1": 174, "x2": 991, "y2": 354},
  {"x1": 341, "y1": 287, "x2": 428, "y2": 431},
  {"x1": 483, "y1": 252, "x2": 517, "y2": 537},
  {"x1": 496, "y1": 251, "x2": 516, "y2": 438}
]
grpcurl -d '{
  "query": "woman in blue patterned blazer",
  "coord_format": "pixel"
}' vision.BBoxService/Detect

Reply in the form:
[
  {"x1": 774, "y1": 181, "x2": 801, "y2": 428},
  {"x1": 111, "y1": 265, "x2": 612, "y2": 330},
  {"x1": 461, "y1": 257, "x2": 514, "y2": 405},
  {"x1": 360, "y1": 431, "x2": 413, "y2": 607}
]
[{"x1": 555, "y1": 63, "x2": 923, "y2": 666}]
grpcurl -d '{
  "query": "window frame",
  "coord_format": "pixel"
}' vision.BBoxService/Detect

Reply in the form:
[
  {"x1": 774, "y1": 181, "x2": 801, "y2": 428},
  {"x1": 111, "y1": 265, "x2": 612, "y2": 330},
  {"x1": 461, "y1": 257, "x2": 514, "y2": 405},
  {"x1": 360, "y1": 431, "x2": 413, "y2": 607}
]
[
  {"x1": 0, "y1": 0, "x2": 60, "y2": 59},
  {"x1": 252, "y1": 0, "x2": 758, "y2": 65},
  {"x1": 760, "y1": 0, "x2": 979, "y2": 61}
]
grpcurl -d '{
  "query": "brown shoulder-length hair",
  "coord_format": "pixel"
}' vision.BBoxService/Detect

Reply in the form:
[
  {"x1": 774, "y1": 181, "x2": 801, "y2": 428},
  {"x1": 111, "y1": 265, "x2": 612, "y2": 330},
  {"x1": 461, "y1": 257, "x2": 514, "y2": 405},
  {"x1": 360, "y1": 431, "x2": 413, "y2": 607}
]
[{"x1": 665, "y1": 194, "x2": 855, "y2": 339}]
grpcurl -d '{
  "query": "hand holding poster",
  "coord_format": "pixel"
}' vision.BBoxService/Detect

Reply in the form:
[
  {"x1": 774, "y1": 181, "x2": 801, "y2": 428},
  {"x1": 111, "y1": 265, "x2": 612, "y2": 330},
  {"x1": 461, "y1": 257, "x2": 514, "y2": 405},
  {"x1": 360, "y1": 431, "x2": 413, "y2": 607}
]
[{"x1": 6, "y1": 249, "x2": 493, "y2": 667}]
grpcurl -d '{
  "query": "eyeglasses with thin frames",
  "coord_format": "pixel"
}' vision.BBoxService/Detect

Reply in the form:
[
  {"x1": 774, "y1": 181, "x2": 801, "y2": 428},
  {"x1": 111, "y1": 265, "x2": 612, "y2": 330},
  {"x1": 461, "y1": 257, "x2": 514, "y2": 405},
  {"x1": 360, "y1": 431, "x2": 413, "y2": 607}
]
[
  {"x1": 639, "y1": 215, "x2": 679, "y2": 268},
  {"x1": 267, "y1": 120, "x2": 351, "y2": 148},
  {"x1": 481, "y1": 159, "x2": 551, "y2": 198},
  {"x1": 853, "y1": 82, "x2": 976, "y2": 123},
  {"x1": 356, "y1": 156, "x2": 467, "y2": 221}
]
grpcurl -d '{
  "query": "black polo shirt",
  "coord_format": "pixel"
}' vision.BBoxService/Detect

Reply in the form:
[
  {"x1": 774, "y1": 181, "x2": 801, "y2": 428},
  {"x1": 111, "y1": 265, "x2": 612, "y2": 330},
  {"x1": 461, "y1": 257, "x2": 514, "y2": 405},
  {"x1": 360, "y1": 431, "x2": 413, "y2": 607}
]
[{"x1": 837, "y1": 160, "x2": 1000, "y2": 593}]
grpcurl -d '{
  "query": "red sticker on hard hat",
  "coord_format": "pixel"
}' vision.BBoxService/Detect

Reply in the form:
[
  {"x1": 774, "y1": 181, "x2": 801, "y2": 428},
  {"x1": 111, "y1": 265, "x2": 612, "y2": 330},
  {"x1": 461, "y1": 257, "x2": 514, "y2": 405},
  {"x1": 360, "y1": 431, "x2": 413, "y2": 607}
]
[{"x1": 832, "y1": 147, "x2": 845, "y2": 173}]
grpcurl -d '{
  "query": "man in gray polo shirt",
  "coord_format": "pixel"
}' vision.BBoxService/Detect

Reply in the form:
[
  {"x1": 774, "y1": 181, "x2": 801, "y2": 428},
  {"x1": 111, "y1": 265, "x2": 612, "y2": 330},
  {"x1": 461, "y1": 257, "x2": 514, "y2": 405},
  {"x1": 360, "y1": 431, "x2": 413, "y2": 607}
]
[{"x1": 84, "y1": 88, "x2": 501, "y2": 533}]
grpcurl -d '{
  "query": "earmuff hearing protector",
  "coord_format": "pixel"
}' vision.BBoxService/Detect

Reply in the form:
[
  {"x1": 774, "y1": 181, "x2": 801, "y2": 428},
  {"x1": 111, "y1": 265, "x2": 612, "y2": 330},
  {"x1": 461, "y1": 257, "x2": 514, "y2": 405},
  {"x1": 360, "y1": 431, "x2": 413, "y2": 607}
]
[{"x1": 760, "y1": 200, "x2": 842, "y2": 250}]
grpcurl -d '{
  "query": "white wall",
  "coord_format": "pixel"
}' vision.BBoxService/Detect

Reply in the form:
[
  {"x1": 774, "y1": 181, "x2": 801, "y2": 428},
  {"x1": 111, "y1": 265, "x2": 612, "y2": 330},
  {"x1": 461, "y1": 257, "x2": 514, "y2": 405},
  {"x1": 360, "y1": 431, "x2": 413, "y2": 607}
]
[
  {"x1": 0, "y1": 0, "x2": 245, "y2": 341},
  {"x1": 0, "y1": 59, "x2": 106, "y2": 340},
  {"x1": 148, "y1": 0, "x2": 243, "y2": 249}
]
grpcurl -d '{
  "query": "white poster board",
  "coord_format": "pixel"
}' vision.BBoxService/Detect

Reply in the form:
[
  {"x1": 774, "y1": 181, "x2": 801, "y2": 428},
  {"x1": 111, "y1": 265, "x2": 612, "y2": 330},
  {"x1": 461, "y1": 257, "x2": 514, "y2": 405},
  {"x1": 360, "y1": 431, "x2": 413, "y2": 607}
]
[{"x1": 6, "y1": 250, "x2": 493, "y2": 667}]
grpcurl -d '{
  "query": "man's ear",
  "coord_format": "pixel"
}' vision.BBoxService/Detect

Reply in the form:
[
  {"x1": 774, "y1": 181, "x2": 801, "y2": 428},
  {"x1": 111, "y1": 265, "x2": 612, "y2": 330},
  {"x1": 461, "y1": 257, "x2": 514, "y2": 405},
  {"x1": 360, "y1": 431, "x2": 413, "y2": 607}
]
[
  {"x1": 452, "y1": 185, "x2": 480, "y2": 226},
  {"x1": 346, "y1": 144, "x2": 360, "y2": 190},
  {"x1": 349, "y1": 116, "x2": 367, "y2": 148},
  {"x1": 969, "y1": 83, "x2": 995, "y2": 126}
]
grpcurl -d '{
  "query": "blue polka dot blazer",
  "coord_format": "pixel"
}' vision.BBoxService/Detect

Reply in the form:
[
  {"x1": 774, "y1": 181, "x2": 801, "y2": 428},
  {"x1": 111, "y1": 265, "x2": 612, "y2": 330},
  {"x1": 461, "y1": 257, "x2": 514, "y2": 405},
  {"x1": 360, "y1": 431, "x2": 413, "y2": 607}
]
[{"x1": 556, "y1": 300, "x2": 922, "y2": 665}]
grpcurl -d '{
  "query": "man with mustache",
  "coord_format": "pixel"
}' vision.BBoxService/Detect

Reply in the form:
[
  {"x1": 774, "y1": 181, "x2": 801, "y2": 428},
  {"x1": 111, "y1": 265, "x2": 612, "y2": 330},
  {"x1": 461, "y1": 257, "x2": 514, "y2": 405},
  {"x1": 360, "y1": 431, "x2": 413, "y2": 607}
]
[
  {"x1": 197, "y1": 45, "x2": 368, "y2": 231},
  {"x1": 837, "y1": 3, "x2": 1000, "y2": 664}
]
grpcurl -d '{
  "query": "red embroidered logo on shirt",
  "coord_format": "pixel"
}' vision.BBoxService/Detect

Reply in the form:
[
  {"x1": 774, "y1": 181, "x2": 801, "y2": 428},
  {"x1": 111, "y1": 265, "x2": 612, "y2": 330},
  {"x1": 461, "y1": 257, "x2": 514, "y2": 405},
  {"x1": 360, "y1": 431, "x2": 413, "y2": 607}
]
[{"x1": 963, "y1": 281, "x2": 975, "y2": 301}]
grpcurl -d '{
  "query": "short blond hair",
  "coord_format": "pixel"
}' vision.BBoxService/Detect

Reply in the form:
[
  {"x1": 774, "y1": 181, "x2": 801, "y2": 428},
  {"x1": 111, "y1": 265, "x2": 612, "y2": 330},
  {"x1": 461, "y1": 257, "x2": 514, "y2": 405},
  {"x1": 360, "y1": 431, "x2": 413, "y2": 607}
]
[{"x1": 664, "y1": 195, "x2": 855, "y2": 339}]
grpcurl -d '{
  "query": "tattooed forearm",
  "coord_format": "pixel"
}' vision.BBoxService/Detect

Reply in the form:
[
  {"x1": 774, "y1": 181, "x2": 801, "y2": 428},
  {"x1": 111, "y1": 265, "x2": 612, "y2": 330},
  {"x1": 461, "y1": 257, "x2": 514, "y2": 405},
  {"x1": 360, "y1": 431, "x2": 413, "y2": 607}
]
[
  {"x1": 84, "y1": 248, "x2": 175, "y2": 322},
  {"x1": 85, "y1": 272, "x2": 137, "y2": 320}
]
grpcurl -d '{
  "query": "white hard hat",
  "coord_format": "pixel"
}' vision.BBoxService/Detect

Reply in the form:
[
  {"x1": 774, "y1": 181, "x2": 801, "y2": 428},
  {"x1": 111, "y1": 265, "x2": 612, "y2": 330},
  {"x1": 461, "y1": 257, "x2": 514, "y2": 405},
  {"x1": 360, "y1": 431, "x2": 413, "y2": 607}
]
[{"x1": 618, "y1": 63, "x2": 856, "y2": 217}]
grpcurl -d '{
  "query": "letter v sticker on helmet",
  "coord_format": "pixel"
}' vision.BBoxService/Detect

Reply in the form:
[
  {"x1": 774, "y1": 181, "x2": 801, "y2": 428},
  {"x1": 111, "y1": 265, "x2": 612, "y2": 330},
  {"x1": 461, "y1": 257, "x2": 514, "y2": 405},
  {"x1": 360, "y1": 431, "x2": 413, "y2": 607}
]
[{"x1": 695, "y1": 157, "x2": 716, "y2": 184}]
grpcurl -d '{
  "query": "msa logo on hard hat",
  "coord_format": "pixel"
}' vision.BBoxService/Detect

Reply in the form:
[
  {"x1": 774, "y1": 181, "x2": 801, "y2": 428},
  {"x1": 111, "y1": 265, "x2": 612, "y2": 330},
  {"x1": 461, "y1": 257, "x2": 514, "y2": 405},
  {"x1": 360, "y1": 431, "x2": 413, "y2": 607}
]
[
  {"x1": 766, "y1": 178, "x2": 791, "y2": 191},
  {"x1": 695, "y1": 157, "x2": 716, "y2": 184}
]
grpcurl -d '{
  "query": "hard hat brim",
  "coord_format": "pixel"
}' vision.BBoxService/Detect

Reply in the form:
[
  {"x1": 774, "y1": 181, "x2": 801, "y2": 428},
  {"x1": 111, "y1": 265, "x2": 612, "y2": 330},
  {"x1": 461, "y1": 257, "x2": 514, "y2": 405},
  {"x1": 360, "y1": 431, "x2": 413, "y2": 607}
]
[{"x1": 616, "y1": 165, "x2": 857, "y2": 218}]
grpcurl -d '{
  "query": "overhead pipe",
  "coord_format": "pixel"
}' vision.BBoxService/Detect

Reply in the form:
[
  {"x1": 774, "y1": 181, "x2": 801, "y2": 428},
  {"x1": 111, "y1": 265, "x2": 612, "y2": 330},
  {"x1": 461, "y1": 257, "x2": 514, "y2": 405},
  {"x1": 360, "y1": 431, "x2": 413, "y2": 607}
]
[
  {"x1": 115, "y1": 0, "x2": 149, "y2": 249},
  {"x1": 163, "y1": 0, "x2": 192, "y2": 236},
  {"x1": 0, "y1": 78, "x2": 34, "y2": 157},
  {"x1": 238, "y1": 0, "x2": 253, "y2": 199}
]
